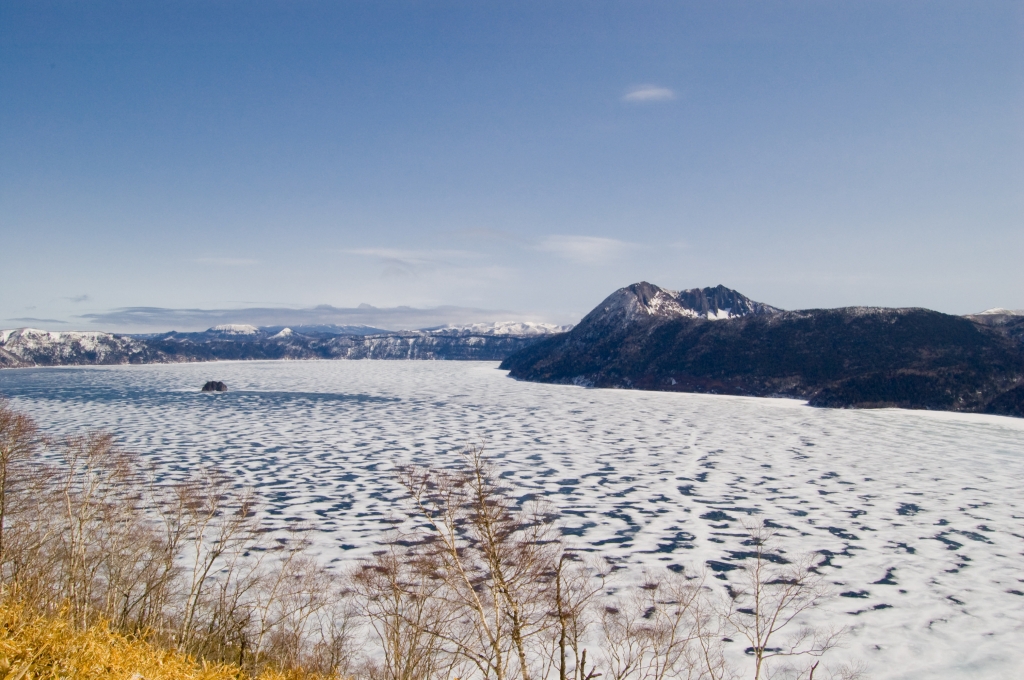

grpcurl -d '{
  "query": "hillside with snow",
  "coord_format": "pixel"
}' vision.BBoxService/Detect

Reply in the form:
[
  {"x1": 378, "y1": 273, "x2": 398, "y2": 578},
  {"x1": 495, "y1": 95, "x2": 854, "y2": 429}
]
[
  {"x1": 0, "y1": 320, "x2": 570, "y2": 368},
  {"x1": 501, "y1": 282, "x2": 1024, "y2": 417}
]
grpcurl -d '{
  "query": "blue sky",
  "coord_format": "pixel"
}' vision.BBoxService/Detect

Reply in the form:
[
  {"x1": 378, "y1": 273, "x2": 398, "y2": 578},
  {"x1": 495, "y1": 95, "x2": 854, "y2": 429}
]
[{"x1": 1, "y1": 1, "x2": 1021, "y2": 331}]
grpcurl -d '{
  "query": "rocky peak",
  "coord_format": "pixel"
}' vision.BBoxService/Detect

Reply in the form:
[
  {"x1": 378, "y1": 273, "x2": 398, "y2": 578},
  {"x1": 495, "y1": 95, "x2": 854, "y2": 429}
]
[
  {"x1": 676, "y1": 284, "x2": 782, "y2": 319},
  {"x1": 577, "y1": 282, "x2": 689, "y2": 331},
  {"x1": 578, "y1": 282, "x2": 781, "y2": 333}
]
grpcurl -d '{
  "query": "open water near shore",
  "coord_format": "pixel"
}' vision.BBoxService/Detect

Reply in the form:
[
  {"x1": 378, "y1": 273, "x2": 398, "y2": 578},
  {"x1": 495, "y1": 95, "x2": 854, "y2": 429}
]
[{"x1": 2, "y1": 360, "x2": 1022, "y2": 679}]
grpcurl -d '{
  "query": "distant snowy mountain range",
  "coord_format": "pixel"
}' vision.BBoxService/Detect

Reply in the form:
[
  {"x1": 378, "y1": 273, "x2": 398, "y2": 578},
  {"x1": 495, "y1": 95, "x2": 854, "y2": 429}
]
[
  {"x1": 0, "y1": 321, "x2": 574, "y2": 368},
  {"x1": 4, "y1": 283, "x2": 1023, "y2": 418}
]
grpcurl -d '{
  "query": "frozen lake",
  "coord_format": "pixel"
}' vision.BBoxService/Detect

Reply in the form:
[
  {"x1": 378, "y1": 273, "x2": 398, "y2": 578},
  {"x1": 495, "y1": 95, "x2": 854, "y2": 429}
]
[{"x1": 2, "y1": 360, "x2": 1022, "y2": 679}]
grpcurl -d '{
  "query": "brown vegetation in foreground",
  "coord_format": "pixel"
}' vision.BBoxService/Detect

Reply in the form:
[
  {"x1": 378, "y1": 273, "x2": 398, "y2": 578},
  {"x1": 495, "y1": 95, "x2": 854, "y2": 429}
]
[
  {"x1": 0, "y1": 599, "x2": 310, "y2": 680},
  {"x1": 0, "y1": 399, "x2": 861, "y2": 679}
]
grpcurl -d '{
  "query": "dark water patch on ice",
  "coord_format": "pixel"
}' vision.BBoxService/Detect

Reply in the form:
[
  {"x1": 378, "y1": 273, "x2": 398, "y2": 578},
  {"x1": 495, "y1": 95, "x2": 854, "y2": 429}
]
[
  {"x1": 698, "y1": 505, "x2": 761, "y2": 515},
  {"x1": 561, "y1": 522, "x2": 597, "y2": 537},
  {"x1": 827, "y1": 526, "x2": 859, "y2": 540},
  {"x1": 934, "y1": 533, "x2": 963, "y2": 550},
  {"x1": 651, "y1": 531, "x2": 697, "y2": 553},
  {"x1": 700, "y1": 510, "x2": 736, "y2": 522},
  {"x1": 592, "y1": 535, "x2": 633, "y2": 547},
  {"x1": 726, "y1": 551, "x2": 789, "y2": 564},
  {"x1": 954, "y1": 530, "x2": 992, "y2": 543},
  {"x1": 848, "y1": 603, "x2": 893, "y2": 615},
  {"x1": 873, "y1": 568, "x2": 898, "y2": 585}
]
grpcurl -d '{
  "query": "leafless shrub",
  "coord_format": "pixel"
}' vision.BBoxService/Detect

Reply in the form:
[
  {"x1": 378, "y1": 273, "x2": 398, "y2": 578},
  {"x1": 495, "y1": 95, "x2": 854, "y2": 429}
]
[
  {"x1": 719, "y1": 521, "x2": 858, "y2": 680},
  {"x1": 352, "y1": 538, "x2": 458, "y2": 680},
  {"x1": 600, "y1": 569, "x2": 730, "y2": 680},
  {"x1": 550, "y1": 550, "x2": 604, "y2": 680},
  {"x1": 393, "y1": 445, "x2": 603, "y2": 680},
  {"x1": 0, "y1": 397, "x2": 40, "y2": 569}
]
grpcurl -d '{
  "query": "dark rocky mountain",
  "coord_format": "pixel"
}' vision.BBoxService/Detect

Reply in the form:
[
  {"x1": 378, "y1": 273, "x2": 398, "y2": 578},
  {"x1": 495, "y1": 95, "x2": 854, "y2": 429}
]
[
  {"x1": 500, "y1": 283, "x2": 1024, "y2": 417},
  {"x1": 0, "y1": 323, "x2": 565, "y2": 368},
  {"x1": 572, "y1": 282, "x2": 779, "y2": 335}
]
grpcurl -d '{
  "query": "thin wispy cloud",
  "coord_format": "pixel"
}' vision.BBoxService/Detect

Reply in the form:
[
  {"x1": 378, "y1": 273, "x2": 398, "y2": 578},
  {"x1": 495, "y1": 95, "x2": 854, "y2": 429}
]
[
  {"x1": 622, "y1": 84, "x2": 675, "y2": 102},
  {"x1": 6, "y1": 317, "x2": 68, "y2": 325},
  {"x1": 193, "y1": 257, "x2": 260, "y2": 266},
  {"x1": 342, "y1": 247, "x2": 477, "y2": 262},
  {"x1": 78, "y1": 304, "x2": 517, "y2": 332},
  {"x1": 341, "y1": 248, "x2": 481, "y2": 278},
  {"x1": 537, "y1": 235, "x2": 637, "y2": 265},
  {"x1": 65, "y1": 294, "x2": 91, "y2": 303}
]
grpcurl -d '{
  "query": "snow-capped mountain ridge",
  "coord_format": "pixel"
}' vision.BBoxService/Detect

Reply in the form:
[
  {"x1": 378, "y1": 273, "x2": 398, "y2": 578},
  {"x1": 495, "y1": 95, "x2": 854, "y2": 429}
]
[
  {"x1": 430, "y1": 321, "x2": 573, "y2": 336},
  {"x1": 0, "y1": 328, "x2": 150, "y2": 368},
  {"x1": 579, "y1": 282, "x2": 781, "y2": 333},
  {"x1": 0, "y1": 318, "x2": 572, "y2": 368},
  {"x1": 209, "y1": 324, "x2": 260, "y2": 334},
  {"x1": 974, "y1": 308, "x2": 1024, "y2": 316}
]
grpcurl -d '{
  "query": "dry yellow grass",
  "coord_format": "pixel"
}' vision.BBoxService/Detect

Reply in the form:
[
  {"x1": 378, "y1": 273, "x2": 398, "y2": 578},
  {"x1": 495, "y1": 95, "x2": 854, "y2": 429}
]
[{"x1": 0, "y1": 601, "x2": 315, "y2": 680}]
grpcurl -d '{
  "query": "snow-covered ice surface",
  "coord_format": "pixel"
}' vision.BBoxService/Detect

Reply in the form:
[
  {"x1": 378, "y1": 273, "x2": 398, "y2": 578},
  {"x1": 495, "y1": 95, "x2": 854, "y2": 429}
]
[{"x1": 1, "y1": 361, "x2": 1022, "y2": 679}]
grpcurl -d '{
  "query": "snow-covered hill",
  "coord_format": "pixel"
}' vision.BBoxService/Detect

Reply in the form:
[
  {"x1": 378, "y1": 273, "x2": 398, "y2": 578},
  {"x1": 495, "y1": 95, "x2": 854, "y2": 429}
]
[
  {"x1": 428, "y1": 321, "x2": 573, "y2": 336},
  {"x1": 0, "y1": 328, "x2": 154, "y2": 367}
]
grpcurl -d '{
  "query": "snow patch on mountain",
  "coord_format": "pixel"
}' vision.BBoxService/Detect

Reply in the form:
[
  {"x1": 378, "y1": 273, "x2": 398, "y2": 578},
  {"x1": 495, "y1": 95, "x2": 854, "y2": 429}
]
[
  {"x1": 579, "y1": 282, "x2": 781, "y2": 332},
  {"x1": 434, "y1": 321, "x2": 573, "y2": 336},
  {"x1": 973, "y1": 308, "x2": 1024, "y2": 316},
  {"x1": 209, "y1": 324, "x2": 260, "y2": 334}
]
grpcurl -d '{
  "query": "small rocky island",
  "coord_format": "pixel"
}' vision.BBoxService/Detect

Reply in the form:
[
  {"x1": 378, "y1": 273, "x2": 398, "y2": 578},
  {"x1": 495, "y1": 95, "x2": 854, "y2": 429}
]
[{"x1": 201, "y1": 381, "x2": 227, "y2": 392}]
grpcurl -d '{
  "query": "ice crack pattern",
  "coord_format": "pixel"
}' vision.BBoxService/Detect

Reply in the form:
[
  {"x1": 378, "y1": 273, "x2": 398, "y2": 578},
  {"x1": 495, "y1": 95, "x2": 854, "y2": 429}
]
[{"x1": 2, "y1": 360, "x2": 1023, "y2": 680}]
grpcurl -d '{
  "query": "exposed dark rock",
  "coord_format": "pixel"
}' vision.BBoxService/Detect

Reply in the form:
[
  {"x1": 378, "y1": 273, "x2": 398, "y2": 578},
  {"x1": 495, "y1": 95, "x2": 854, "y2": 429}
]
[
  {"x1": 202, "y1": 381, "x2": 228, "y2": 392},
  {"x1": 0, "y1": 348, "x2": 30, "y2": 368},
  {"x1": 675, "y1": 284, "x2": 782, "y2": 318},
  {"x1": 984, "y1": 384, "x2": 1024, "y2": 418}
]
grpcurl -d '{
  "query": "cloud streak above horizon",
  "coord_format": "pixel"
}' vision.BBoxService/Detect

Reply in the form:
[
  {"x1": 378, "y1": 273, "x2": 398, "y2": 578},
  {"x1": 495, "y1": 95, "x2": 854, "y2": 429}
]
[
  {"x1": 74, "y1": 303, "x2": 523, "y2": 333},
  {"x1": 537, "y1": 235, "x2": 637, "y2": 264},
  {"x1": 340, "y1": 247, "x2": 484, "y2": 278},
  {"x1": 622, "y1": 84, "x2": 675, "y2": 102}
]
